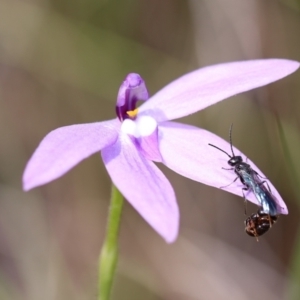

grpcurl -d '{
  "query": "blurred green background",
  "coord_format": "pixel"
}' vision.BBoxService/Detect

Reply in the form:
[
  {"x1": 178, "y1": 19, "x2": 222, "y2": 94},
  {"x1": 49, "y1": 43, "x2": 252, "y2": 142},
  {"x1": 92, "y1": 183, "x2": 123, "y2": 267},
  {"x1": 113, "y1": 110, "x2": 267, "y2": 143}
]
[{"x1": 1, "y1": 0, "x2": 300, "y2": 299}]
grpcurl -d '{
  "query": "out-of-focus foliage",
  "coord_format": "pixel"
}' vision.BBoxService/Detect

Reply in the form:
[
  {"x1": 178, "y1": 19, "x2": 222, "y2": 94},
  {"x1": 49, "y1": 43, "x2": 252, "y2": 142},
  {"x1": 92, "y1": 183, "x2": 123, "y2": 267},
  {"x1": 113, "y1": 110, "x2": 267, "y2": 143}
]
[{"x1": 0, "y1": 0, "x2": 300, "y2": 299}]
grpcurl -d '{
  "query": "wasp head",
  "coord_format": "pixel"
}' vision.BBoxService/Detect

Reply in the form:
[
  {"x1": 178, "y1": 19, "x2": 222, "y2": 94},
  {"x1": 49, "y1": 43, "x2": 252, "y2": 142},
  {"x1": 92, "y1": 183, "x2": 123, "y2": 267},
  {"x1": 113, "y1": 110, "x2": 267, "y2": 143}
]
[{"x1": 228, "y1": 156, "x2": 243, "y2": 166}]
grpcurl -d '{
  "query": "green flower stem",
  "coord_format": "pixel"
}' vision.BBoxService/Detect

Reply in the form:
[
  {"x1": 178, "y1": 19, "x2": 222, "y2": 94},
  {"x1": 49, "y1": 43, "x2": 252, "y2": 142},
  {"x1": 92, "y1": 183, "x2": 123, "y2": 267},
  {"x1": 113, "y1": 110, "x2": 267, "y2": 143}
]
[{"x1": 98, "y1": 185, "x2": 124, "y2": 300}]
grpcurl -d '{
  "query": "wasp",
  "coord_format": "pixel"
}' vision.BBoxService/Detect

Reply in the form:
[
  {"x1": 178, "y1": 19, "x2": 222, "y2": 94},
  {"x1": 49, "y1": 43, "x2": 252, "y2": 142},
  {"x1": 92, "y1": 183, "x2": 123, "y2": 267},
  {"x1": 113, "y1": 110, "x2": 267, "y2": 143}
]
[{"x1": 209, "y1": 125, "x2": 280, "y2": 239}]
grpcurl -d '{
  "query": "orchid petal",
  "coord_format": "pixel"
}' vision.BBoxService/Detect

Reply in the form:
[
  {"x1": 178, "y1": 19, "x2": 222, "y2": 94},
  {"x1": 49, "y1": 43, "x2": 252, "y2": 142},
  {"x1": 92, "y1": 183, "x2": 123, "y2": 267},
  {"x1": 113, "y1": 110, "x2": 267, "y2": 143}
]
[
  {"x1": 159, "y1": 122, "x2": 288, "y2": 214},
  {"x1": 136, "y1": 127, "x2": 162, "y2": 162},
  {"x1": 139, "y1": 59, "x2": 299, "y2": 122},
  {"x1": 23, "y1": 119, "x2": 120, "y2": 191},
  {"x1": 101, "y1": 133, "x2": 179, "y2": 242},
  {"x1": 120, "y1": 116, "x2": 157, "y2": 138},
  {"x1": 121, "y1": 116, "x2": 162, "y2": 161}
]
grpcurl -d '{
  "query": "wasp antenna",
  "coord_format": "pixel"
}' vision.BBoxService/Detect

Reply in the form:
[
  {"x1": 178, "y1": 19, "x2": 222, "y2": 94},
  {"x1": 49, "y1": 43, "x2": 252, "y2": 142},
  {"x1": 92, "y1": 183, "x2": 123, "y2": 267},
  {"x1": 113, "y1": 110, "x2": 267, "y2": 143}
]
[
  {"x1": 229, "y1": 123, "x2": 236, "y2": 157},
  {"x1": 208, "y1": 143, "x2": 232, "y2": 158}
]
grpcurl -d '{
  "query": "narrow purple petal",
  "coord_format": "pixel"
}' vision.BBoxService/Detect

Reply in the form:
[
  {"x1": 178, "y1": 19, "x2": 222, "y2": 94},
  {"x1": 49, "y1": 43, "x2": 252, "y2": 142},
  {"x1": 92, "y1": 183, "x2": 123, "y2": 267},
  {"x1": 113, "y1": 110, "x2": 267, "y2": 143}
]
[
  {"x1": 158, "y1": 122, "x2": 288, "y2": 214},
  {"x1": 139, "y1": 59, "x2": 299, "y2": 122},
  {"x1": 23, "y1": 119, "x2": 120, "y2": 191},
  {"x1": 101, "y1": 133, "x2": 179, "y2": 242}
]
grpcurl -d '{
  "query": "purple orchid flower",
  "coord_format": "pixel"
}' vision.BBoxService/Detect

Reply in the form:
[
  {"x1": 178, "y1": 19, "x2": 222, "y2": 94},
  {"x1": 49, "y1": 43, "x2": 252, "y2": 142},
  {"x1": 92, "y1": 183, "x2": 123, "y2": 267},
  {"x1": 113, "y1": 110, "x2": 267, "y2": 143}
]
[{"x1": 23, "y1": 59, "x2": 299, "y2": 243}]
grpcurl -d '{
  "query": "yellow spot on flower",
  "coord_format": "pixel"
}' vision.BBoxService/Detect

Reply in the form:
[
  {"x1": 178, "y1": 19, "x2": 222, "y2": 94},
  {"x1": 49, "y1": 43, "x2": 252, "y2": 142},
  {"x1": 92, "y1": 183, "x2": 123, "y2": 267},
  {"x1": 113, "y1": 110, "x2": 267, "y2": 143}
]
[{"x1": 127, "y1": 108, "x2": 139, "y2": 118}]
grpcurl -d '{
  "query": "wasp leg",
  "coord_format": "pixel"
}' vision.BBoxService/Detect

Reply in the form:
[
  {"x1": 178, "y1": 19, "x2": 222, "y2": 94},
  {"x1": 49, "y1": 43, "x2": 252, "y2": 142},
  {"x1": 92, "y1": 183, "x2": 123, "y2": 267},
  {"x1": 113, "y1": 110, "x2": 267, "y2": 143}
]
[
  {"x1": 242, "y1": 186, "x2": 250, "y2": 215},
  {"x1": 219, "y1": 176, "x2": 239, "y2": 189},
  {"x1": 266, "y1": 214, "x2": 273, "y2": 228},
  {"x1": 255, "y1": 170, "x2": 268, "y2": 180},
  {"x1": 244, "y1": 199, "x2": 248, "y2": 215},
  {"x1": 253, "y1": 170, "x2": 272, "y2": 193},
  {"x1": 258, "y1": 180, "x2": 272, "y2": 194},
  {"x1": 265, "y1": 181, "x2": 272, "y2": 194},
  {"x1": 222, "y1": 167, "x2": 234, "y2": 171}
]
